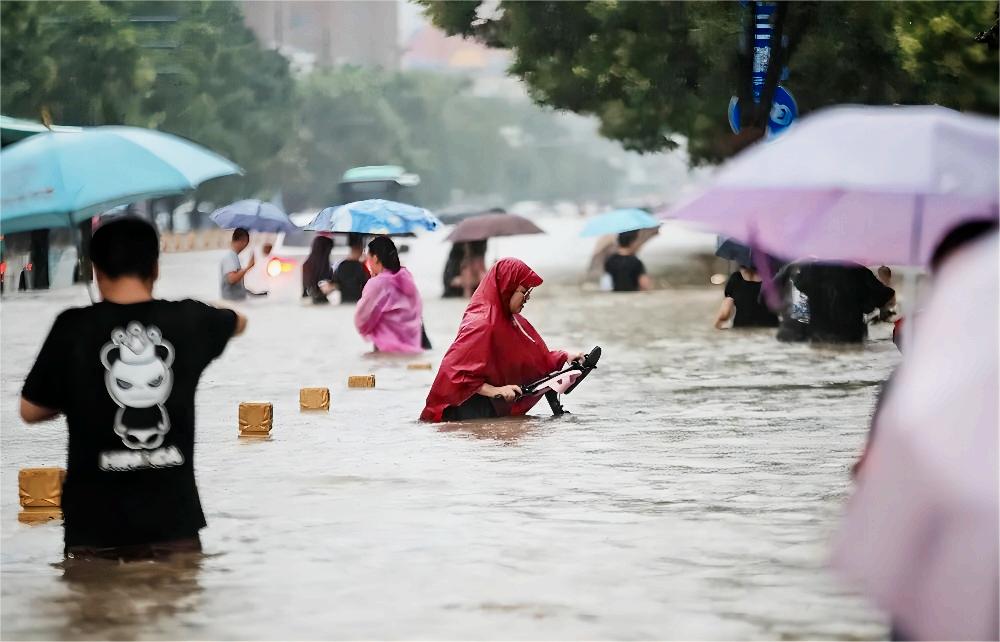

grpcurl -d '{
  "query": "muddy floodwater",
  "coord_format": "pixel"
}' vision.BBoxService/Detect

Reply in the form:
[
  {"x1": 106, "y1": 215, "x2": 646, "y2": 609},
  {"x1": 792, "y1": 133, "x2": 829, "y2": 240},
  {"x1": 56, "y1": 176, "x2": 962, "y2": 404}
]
[{"x1": 1, "y1": 222, "x2": 898, "y2": 639}]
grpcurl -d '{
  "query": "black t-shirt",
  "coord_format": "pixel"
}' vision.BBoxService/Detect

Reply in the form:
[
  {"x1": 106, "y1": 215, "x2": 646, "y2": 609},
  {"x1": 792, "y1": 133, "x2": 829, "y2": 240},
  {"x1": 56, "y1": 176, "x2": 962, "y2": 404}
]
[
  {"x1": 605, "y1": 253, "x2": 646, "y2": 292},
  {"x1": 724, "y1": 272, "x2": 779, "y2": 327},
  {"x1": 332, "y1": 260, "x2": 370, "y2": 304},
  {"x1": 21, "y1": 299, "x2": 237, "y2": 549},
  {"x1": 793, "y1": 264, "x2": 895, "y2": 343}
]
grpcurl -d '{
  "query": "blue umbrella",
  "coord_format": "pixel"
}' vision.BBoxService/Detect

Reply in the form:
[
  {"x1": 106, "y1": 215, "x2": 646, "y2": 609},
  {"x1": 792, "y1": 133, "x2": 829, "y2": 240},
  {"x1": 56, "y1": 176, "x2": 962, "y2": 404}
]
[
  {"x1": 580, "y1": 208, "x2": 660, "y2": 237},
  {"x1": 1, "y1": 127, "x2": 241, "y2": 234},
  {"x1": 210, "y1": 199, "x2": 297, "y2": 233},
  {"x1": 306, "y1": 199, "x2": 441, "y2": 235}
]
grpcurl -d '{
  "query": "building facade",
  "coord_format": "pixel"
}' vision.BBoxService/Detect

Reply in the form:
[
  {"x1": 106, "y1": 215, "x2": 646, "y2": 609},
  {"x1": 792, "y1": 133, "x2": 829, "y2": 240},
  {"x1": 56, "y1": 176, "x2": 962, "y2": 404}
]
[{"x1": 242, "y1": 1, "x2": 399, "y2": 70}]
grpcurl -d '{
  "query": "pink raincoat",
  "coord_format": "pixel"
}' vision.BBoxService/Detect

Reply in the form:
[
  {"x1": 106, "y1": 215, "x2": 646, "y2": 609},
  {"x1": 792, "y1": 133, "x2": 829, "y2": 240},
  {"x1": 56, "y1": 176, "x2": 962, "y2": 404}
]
[{"x1": 354, "y1": 267, "x2": 424, "y2": 353}]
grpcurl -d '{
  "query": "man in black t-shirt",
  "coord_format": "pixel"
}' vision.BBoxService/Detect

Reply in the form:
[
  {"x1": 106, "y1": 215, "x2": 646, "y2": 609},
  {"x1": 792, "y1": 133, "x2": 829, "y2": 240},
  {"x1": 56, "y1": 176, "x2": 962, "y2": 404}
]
[
  {"x1": 604, "y1": 230, "x2": 653, "y2": 292},
  {"x1": 20, "y1": 217, "x2": 246, "y2": 559}
]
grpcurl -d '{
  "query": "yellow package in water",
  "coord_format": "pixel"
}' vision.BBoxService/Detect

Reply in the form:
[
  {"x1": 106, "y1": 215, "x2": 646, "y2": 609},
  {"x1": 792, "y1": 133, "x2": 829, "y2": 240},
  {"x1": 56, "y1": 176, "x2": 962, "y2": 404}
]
[
  {"x1": 19, "y1": 467, "x2": 65, "y2": 508},
  {"x1": 348, "y1": 375, "x2": 376, "y2": 389},
  {"x1": 407, "y1": 363, "x2": 433, "y2": 371},
  {"x1": 239, "y1": 402, "x2": 273, "y2": 435},
  {"x1": 299, "y1": 387, "x2": 330, "y2": 411},
  {"x1": 18, "y1": 468, "x2": 65, "y2": 523}
]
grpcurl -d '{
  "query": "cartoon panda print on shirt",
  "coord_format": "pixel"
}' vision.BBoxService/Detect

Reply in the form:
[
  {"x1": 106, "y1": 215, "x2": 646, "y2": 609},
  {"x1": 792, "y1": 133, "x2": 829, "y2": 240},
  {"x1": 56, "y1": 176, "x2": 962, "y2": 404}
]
[{"x1": 99, "y1": 322, "x2": 175, "y2": 450}]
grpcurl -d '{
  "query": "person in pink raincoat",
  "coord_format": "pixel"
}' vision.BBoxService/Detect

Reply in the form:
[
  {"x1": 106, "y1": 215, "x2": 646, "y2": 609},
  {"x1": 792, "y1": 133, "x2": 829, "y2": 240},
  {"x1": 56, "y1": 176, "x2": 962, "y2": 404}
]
[{"x1": 354, "y1": 236, "x2": 425, "y2": 353}]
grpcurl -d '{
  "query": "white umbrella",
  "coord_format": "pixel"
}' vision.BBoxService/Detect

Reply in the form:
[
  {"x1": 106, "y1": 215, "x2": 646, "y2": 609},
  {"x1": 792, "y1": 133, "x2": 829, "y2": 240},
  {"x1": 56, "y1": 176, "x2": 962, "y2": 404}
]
[{"x1": 660, "y1": 105, "x2": 998, "y2": 267}]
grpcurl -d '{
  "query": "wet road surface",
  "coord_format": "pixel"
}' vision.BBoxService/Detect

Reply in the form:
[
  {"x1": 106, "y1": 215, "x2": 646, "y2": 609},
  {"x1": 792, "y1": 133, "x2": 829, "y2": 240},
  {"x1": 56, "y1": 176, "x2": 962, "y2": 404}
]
[{"x1": 1, "y1": 222, "x2": 897, "y2": 639}]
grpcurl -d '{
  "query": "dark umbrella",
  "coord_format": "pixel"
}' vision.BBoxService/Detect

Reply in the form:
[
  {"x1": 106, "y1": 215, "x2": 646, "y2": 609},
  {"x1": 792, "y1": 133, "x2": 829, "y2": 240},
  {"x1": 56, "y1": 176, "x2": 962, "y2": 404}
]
[
  {"x1": 715, "y1": 237, "x2": 753, "y2": 266},
  {"x1": 446, "y1": 213, "x2": 544, "y2": 243},
  {"x1": 716, "y1": 236, "x2": 784, "y2": 271}
]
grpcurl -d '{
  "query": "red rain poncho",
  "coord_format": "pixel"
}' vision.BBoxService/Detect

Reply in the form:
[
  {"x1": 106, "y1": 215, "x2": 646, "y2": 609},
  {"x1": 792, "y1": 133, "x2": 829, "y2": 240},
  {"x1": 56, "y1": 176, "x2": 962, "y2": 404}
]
[{"x1": 420, "y1": 258, "x2": 568, "y2": 422}]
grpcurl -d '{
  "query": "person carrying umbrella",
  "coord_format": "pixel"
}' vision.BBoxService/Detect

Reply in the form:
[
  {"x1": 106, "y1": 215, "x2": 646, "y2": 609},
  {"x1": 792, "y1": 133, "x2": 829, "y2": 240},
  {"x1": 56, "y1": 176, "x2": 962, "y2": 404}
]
[
  {"x1": 220, "y1": 228, "x2": 265, "y2": 301},
  {"x1": 354, "y1": 236, "x2": 425, "y2": 353},
  {"x1": 443, "y1": 211, "x2": 543, "y2": 299},
  {"x1": 604, "y1": 230, "x2": 652, "y2": 292},
  {"x1": 420, "y1": 258, "x2": 583, "y2": 422}
]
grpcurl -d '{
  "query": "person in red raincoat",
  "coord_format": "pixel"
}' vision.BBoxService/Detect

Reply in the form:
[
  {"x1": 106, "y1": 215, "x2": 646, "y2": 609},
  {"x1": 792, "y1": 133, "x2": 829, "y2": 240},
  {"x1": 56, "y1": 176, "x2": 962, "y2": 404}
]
[{"x1": 421, "y1": 258, "x2": 582, "y2": 422}]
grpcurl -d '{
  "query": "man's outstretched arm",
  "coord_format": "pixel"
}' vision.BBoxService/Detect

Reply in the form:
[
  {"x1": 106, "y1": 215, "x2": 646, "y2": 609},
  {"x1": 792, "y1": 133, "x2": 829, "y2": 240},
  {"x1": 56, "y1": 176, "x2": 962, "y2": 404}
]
[{"x1": 20, "y1": 397, "x2": 60, "y2": 423}]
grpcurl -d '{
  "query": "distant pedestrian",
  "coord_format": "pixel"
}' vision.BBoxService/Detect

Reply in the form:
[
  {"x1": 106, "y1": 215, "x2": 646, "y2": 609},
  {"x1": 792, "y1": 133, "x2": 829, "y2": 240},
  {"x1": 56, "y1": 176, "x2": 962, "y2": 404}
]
[
  {"x1": 442, "y1": 243, "x2": 465, "y2": 298},
  {"x1": 331, "y1": 233, "x2": 370, "y2": 304},
  {"x1": 792, "y1": 263, "x2": 893, "y2": 343},
  {"x1": 442, "y1": 240, "x2": 487, "y2": 298},
  {"x1": 354, "y1": 236, "x2": 424, "y2": 353},
  {"x1": 19, "y1": 217, "x2": 246, "y2": 559},
  {"x1": 604, "y1": 230, "x2": 652, "y2": 292},
  {"x1": 302, "y1": 235, "x2": 335, "y2": 304},
  {"x1": 220, "y1": 228, "x2": 257, "y2": 301},
  {"x1": 874, "y1": 266, "x2": 897, "y2": 322},
  {"x1": 714, "y1": 265, "x2": 779, "y2": 329},
  {"x1": 774, "y1": 262, "x2": 810, "y2": 342}
]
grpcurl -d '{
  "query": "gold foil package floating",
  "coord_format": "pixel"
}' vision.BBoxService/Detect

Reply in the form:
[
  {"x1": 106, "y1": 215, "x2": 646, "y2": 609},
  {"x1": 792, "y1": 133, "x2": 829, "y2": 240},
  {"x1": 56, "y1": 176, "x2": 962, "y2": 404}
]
[
  {"x1": 239, "y1": 402, "x2": 273, "y2": 437},
  {"x1": 348, "y1": 375, "x2": 376, "y2": 389},
  {"x1": 299, "y1": 387, "x2": 330, "y2": 411},
  {"x1": 18, "y1": 467, "x2": 65, "y2": 524},
  {"x1": 407, "y1": 363, "x2": 433, "y2": 371}
]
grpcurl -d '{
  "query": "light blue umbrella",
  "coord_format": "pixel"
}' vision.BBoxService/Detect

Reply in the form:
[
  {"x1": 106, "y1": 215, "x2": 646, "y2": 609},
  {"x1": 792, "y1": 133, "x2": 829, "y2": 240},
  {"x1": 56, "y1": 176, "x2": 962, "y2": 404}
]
[
  {"x1": 580, "y1": 208, "x2": 660, "y2": 237},
  {"x1": 306, "y1": 199, "x2": 441, "y2": 236},
  {"x1": 1, "y1": 126, "x2": 242, "y2": 234},
  {"x1": 210, "y1": 199, "x2": 297, "y2": 233}
]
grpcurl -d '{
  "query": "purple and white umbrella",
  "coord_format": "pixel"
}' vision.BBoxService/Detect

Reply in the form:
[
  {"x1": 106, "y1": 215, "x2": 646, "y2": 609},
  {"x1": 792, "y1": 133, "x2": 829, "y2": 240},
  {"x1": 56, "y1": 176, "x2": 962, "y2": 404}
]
[
  {"x1": 210, "y1": 199, "x2": 297, "y2": 233},
  {"x1": 659, "y1": 105, "x2": 998, "y2": 267}
]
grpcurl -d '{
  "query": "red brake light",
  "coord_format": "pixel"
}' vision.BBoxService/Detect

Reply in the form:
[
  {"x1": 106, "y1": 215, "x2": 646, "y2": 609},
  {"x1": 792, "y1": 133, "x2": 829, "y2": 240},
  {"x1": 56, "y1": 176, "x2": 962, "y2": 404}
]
[{"x1": 266, "y1": 258, "x2": 295, "y2": 277}]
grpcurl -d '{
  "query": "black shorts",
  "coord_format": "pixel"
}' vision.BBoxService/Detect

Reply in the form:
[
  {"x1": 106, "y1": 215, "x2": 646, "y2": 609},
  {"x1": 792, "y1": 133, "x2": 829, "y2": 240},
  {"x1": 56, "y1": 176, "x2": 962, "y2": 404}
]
[{"x1": 442, "y1": 395, "x2": 499, "y2": 421}]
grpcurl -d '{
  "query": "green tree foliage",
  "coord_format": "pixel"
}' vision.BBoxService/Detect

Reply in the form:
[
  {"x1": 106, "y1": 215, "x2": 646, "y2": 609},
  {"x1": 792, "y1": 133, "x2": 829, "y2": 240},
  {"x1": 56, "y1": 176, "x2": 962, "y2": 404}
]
[
  {"x1": 1, "y1": 1, "x2": 294, "y2": 201},
  {"x1": 283, "y1": 67, "x2": 620, "y2": 209},
  {"x1": 129, "y1": 1, "x2": 296, "y2": 202},
  {"x1": 421, "y1": 1, "x2": 999, "y2": 164},
  {"x1": 0, "y1": 0, "x2": 622, "y2": 211},
  {"x1": 0, "y1": 1, "x2": 155, "y2": 126}
]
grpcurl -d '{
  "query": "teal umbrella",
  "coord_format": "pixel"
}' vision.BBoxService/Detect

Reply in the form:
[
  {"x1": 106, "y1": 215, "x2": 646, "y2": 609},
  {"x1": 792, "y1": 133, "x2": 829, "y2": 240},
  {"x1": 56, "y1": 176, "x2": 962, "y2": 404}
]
[
  {"x1": 580, "y1": 208, "x2": 660, "y2": 237},
  {"x1": 0, "y1": 115, "x2": 82, "y2": 146},
  {"x1": 0, "y1": 127, "x2": 242, "y2": 234}
]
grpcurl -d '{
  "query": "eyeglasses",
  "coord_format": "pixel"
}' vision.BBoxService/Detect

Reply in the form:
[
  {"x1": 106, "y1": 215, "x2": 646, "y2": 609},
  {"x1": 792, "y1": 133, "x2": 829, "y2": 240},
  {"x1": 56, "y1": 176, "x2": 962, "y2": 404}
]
[{"x1": 522, "y1": 287, "x2": 533, "y2": 301}]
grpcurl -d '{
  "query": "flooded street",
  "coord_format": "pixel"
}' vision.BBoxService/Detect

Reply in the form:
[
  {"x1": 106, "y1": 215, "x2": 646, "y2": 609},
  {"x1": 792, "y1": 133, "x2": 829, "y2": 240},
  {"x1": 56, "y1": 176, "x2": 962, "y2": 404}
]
[{"x1": 1, "y1": 222, "x2": 897, "y2": 640}]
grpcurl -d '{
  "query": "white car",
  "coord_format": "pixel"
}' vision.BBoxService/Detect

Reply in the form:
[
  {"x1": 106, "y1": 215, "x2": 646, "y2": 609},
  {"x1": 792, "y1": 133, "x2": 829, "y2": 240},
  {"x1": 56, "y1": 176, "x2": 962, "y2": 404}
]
[{"x1": 243, "y1": 213, "x2": 349, "y2": 302}]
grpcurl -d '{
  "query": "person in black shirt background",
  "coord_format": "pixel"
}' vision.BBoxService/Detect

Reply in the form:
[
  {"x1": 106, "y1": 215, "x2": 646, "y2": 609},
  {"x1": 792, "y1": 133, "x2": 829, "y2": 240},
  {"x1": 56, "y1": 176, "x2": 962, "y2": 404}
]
[
  {"x1": 714, "y1": 264, "x2": 780, "y2": 329},
  {"x1": 604, "y1": 230, "x2": 652, "y2": 292},
  {"x1": 331, "y1": 233, "x2": 370, "y2": 304},
  {"x1": 19, "y1": 217, "x2": 246, "y2": 559},
  {"x1": 793, "y1": 263, "x2": 894, "y2": 343}
]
